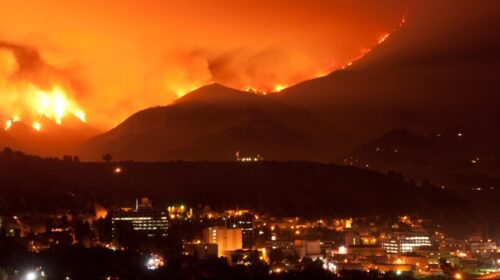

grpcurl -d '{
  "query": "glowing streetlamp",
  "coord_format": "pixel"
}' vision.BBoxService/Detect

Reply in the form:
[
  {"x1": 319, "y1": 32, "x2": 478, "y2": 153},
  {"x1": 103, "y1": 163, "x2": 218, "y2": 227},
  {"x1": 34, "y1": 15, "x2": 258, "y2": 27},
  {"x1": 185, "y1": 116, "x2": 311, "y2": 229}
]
[{"x1": 25, "y1": 272, "x2": 37, "y2": 280}]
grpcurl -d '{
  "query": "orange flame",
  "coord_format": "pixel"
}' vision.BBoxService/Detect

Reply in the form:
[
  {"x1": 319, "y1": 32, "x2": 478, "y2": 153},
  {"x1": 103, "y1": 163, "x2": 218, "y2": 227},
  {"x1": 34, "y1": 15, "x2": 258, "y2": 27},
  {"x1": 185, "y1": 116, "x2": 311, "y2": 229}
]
[
  {"x1": 274, "y1": 84, "x2": 287, "y2": 92},
  {"x1": 247, "y1": 13, "x2": 408, "y2": 92},
  {"x1": 2, "y1": 84, "x2": 87, "y2": 132},
  {"x1": 30, "y1": 86, "x2": 86, "y2": 125},
  {"x1": 32, "y1": 121, "x2": 42, "y2": 131},
  {"x1": 1, "y1": 47, "x2": 87, "y2": 130},
  {"x1": 5, "y1": 120, "x2": 12, "y2": 130}
]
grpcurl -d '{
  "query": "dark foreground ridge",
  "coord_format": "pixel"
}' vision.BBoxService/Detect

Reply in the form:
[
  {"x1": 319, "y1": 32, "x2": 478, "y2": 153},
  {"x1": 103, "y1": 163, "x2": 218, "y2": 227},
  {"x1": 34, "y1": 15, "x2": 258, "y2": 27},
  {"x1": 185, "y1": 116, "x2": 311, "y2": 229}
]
[{"x1": 0, "y1": 148, "x2": 484, "y2": 228}]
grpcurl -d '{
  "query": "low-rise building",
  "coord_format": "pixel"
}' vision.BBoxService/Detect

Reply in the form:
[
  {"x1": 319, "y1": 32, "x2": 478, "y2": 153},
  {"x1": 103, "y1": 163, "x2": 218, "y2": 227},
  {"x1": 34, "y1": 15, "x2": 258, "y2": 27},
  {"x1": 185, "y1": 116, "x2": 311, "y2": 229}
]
[
  {"x1": 184, "y1": 242, "x2": 218, "y2": 258},
  {"x1": 381, "y1": 231, "x2": 432, "y2": 254},
  {"x1": 111, "y1": 198, "x2": 168, "y2": 240}
]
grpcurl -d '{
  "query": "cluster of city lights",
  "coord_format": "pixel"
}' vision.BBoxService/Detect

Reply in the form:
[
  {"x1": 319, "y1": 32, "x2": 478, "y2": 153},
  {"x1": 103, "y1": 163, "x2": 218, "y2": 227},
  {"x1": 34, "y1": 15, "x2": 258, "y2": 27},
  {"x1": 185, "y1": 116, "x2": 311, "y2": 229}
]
[
  {"x1": 23, "y1": 268, "x2": 46, "y2": 280},
  {"x1": 146, "y1": 254, "x2": 165, "y2": 270},
  {"x1": 235, "y1": 151, "x2": 263, "y2": 162}
]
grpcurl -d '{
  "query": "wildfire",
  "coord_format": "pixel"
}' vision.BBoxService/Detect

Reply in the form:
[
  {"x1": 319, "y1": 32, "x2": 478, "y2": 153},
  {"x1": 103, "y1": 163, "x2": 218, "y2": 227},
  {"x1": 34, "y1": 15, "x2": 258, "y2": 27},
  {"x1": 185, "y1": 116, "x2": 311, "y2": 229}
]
[
  {"x1": 244, "y1": 13, "x2": 408, "y2": 93},
  {"x1": 378, "y1": 33, "x2": 390, "y2": 44},
  {"x1": 273, "y1": 84, "x2": 287, "y2": 92},
  {"x1": 245, "y1": 86, "x2": 258, "y2": 93},
  {"x1": 339, "y1": 13, "x2": 407, "y2": 71},
  {"x1": 32, "y1": 121, "x2": 42, "y2": 131},
  {"x1": 2, "y1": 85, "x2": 87, "y2": 132},
  {"x1": 4, "y1": 116, "x2": 21, "y2": 131},
  {"x1": 1, "y1": 43, "x2": 87, "y2": 131},
  {"x1": 244, "y1": 86, "x2": 268, "y2": 95},
  {"x1": 5, "y1": 120, "x2": 12, "y2": 130},
  {"x1": 31, "y1": 86, "x2": 85, "y2": 125},
  {"x1": 75, "y1": 111, "x2": 86, "y2": 122}
]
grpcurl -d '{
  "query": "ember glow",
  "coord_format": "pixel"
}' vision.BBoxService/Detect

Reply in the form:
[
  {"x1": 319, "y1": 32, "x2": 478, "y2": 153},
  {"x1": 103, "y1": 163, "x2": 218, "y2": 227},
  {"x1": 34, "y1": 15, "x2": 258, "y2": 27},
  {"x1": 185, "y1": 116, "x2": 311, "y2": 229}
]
[
  {"x1": 1, "y1": 82, "x2": 86, "y2": 130},
  {"x1": 0, "y1": 43, "x2": 87, "y2": 130},
  {"x1": 274, "y1": 85, "x2": 288, "y2": 93},
  {"x1": 31, "y1": 86, "x2": 86, "y2": 125},
  {"x1": 5, "y1": 120, "x2": 12, "y2": 130},
  {"x1": 0, "y1": 0, "x2": 405, "y2": 129},
  {"x1": 32, "y1": 121, "x2": 42, "y2": 131}
]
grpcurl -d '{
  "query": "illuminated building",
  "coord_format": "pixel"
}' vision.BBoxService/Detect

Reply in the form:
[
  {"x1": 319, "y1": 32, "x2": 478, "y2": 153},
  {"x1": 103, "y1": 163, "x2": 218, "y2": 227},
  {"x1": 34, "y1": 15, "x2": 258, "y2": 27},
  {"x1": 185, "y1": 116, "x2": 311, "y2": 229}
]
[
  {"x1": 363, "y1": 263, "x2": 414, "y2": 274},
  {"x1": 167, "y1": 204, "x2": 193, "y2": 220},
  {"x1": 235, "y1": 151, "x2": 263, "y2": 162},
  {"x1": 441, "y1": 238, "x2": 467, "y2": 252},
  {"x1": 414, "y1": 247, "x2": 455, "y2": 266},
  {"x1": 347, "y1": 245, "x2": 386, "y2": 258},
  {"x1": 202, "y1": 227, "x2": 242, "y2": 257},
  {"x1": 470, "y1": 241, "x2": 497, "y2": 257},
  {"x1": 225, "y1": 210, "x2": 254, "y2": 248},
  {"x1": 382, "y1": 232, "x2": 432, "y2": 254},
  {"x1": 392, "y1": 254, "x2": 428, "y2": 267},
  {"x1": 345, "y1": 232, "x2": 361, "y2": 247},
  {"x1": 361, "y1": 236, "x2": 379, "y2": 245},
  {"x1": 267, "y1": 239, "x2": 295, "y2": 251},
  {"x1": 295, "y1": 239, "x2": 321, "y2": 259},
  {"x1": 338, "y1": 245, "x2": 348, "y2": 255},
  {"x1": 184, "y1": 242, "x2": 218, "y2": 258},
  {"x1": 111, "y1": 197, "x2": 168, "y2": 239},
  {"x1": 345, "y1": 218, "x2": 353, "y2": 229}
]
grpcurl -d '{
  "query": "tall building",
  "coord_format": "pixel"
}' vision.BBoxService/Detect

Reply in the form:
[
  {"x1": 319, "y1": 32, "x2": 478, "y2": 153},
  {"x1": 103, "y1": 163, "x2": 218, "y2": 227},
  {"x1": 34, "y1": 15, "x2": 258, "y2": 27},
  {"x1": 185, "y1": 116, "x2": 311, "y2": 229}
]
[
  {"x1": 225, "y1": 210, "x2": 254, "y2": 248},
  {"x1": 382, "y1": 231, "x2": 432, "y2": 254},
  {"x1": 202, "y1": 227, "x2": 242, "y2": 258},
  {"x1": 112, "y1": 198, "x2": 168, "y2": 239}
]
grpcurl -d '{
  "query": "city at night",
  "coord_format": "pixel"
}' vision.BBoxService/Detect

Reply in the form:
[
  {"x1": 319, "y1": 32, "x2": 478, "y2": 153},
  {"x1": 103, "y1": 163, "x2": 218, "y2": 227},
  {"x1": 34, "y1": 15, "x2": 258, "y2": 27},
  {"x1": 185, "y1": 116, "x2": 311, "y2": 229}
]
[{"x1": 0, "y1": 1, "x2": 499, "y2": 279}]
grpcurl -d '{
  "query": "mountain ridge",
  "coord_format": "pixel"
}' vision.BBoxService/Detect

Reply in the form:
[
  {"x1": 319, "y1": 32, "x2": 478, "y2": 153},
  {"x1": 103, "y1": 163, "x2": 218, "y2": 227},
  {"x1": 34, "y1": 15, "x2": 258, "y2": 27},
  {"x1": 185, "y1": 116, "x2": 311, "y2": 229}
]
[{"x1": 79, "y1": 83, "x2": 331, "y2": 161}]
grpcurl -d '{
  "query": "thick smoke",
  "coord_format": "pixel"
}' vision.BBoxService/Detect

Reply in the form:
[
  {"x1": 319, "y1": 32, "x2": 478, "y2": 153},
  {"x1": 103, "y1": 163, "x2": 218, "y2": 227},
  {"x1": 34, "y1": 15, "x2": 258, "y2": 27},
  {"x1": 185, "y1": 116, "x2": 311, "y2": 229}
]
[
  {"x1": 0, "y1": 0, "x2": 405, "y2": 128},
  {"x1": 0, "y1": 41, "x2": 86, "y2": 121}
]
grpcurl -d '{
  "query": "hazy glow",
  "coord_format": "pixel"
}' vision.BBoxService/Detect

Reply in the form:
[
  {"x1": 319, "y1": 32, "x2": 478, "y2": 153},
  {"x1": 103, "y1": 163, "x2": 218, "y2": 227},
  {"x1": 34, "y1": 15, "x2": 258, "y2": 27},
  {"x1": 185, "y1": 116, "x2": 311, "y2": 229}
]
[
  {"x1": 25, "y1": 272, "x2": 37, "y2": 280},
  {"x1": 20, "y1": 85, "x2": 85, "y2": 126},
  {"x1": 274, "y1": 85, "x2": 288, "y2": 92},
  {"x1": 75, "y1": 111, "x2": 86, "y2": 122},
  {"x1": 0, "y1": 1, "x2": 405, "y2": 129},
  {"x1": 32, "y1": 86, "x2": 85, "y2": 125},
  {"x1": 32, "y1": 121, "x2": 42, "y2": 131},
  {"x1": 5, "y1": 120, "x2": 12, "y2": 130},
  {"x1": 0, "y1": 44, "x2": 86, "y2": 126}
]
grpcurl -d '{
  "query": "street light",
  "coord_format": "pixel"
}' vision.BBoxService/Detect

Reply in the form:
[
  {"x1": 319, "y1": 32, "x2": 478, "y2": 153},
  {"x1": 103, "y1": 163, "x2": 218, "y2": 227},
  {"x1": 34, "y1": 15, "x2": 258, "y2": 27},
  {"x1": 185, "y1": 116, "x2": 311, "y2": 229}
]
[{"x1": 25, "y1": 272, "x2": 37, "y2": 280}]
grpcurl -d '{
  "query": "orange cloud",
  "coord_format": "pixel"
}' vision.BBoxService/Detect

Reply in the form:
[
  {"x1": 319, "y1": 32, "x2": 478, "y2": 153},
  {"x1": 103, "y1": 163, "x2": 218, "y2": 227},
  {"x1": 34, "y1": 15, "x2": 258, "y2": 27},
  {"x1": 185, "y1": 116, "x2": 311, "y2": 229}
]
[{"x1": 0, "y1": 0, "x2": 405, "y2": 129}]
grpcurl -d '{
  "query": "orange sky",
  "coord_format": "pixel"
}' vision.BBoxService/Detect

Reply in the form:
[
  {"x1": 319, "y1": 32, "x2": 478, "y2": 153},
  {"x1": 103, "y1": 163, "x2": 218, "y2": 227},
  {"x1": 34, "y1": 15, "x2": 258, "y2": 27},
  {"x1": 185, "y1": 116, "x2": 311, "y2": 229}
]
[{"x1": 0, "y1": 0, "x2": 404, "y2": 129}]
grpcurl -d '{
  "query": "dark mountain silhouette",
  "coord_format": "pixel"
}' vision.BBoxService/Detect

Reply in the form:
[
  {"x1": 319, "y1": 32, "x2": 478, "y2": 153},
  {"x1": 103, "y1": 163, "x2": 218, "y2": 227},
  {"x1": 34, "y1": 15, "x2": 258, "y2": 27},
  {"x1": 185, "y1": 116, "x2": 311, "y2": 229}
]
[
  {"x1": 80, "y1": 84, "x2": 329, "y2": 161},
  {"x1": 4, "y1": 148, "x2": 500, "y2": 238},
  {"x1": 0, "y1": 148, "x2": 466, "y2": 221},
  {"x1": 342, "y1": 128, "x2": 500, "y2": 191},
  {"x1": 275, "y1": 1, "x2": 500, "y2": 151},
  {"x1": 79, "y1": 2, "x2": 500, "y2": 163},
  {"x1": 0, "y1": 115, "x2": 99, "y2": 157}
]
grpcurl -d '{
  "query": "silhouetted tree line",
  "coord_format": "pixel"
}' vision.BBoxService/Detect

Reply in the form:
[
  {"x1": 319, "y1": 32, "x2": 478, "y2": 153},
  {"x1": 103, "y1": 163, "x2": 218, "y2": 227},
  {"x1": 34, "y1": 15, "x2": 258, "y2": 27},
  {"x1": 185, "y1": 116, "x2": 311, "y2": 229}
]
[
  {"x1": 0, "y1": 237, "x2": 424, "y2": 280},
  {"x1": 0, "y1": 148, "x2": 497, "y2": 237}
]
